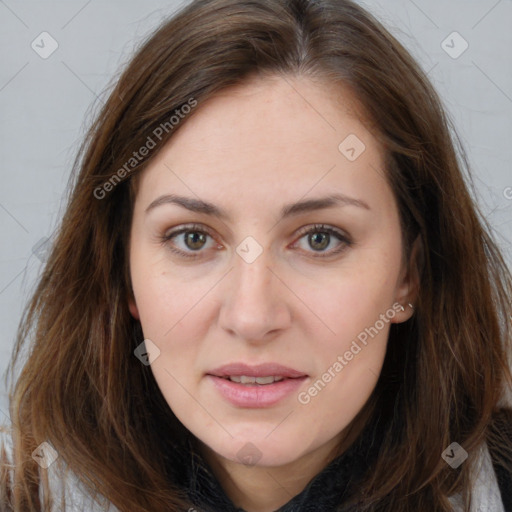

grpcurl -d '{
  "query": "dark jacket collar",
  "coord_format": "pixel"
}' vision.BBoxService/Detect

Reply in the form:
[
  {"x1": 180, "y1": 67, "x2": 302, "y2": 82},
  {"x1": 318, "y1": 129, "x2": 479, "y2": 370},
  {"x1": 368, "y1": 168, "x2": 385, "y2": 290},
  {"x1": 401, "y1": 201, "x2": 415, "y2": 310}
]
[
  {"x1": 166, "y1": 405, "x2": 511, "y2": 512},
  {"x1": 180, "y1": 418, "x2": 384, "y2": 512}
]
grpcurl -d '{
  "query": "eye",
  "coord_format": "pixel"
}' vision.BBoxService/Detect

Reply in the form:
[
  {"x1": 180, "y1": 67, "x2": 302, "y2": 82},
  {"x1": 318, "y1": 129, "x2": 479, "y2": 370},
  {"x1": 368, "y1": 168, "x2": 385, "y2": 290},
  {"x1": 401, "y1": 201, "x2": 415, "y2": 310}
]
[
  {"x1": 160, "y1": 223, "x2": 352, "y2": 260},
  {"x1": 160, "y1": 224, "x2": 220, "y2": 259},
  {"x1": 292, "y1": 224, "x2": 352, "y2": 257}
]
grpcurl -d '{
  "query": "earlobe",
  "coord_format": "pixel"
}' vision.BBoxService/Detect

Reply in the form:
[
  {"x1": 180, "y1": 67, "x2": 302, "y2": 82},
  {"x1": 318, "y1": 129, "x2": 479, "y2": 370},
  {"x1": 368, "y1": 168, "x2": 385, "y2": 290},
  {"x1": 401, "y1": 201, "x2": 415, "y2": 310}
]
[
  {"x1": 391, "y1": 302, "x2": 415, "y2": 323},
  {"x1": 128, "y1": 298, "x2": 140, "y2": 320}
]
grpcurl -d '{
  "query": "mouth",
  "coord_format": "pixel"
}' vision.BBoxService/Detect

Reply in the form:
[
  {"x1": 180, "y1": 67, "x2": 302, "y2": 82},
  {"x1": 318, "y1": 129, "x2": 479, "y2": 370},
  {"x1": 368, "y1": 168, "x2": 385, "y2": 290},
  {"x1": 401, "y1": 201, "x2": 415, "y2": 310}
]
[
  {"x1": 206, "y1": 362, "x2": 308, "y2": 407},
  {"x1": 217, "y1": 375, "x2": 290, "y2": 385},
  {"x1": 207, "y1": 361, "x2": 308, "y2": 380}
]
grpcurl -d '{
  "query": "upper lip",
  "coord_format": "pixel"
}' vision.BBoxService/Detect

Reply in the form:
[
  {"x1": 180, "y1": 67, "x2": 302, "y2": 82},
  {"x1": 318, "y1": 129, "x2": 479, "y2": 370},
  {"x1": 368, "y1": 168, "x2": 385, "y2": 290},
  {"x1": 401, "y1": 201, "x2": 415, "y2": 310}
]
[{"x1": 207, "y1": 362, "x2": 307, "y2": 379}]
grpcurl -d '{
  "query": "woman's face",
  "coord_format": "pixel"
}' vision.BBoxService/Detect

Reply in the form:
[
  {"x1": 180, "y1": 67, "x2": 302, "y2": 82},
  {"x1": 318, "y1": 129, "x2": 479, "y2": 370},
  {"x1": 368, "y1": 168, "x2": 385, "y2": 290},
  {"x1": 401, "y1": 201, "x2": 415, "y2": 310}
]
[{"x1": 128, "y1": 75, "x2": 415, "y2": 468}]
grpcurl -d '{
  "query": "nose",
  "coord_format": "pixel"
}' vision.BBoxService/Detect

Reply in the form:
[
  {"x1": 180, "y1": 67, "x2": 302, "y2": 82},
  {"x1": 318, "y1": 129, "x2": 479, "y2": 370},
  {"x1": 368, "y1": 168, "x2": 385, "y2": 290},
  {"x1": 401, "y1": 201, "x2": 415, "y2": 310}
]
[{"x1": 218, "y1": 250, "x2": 292, "y2": 344}]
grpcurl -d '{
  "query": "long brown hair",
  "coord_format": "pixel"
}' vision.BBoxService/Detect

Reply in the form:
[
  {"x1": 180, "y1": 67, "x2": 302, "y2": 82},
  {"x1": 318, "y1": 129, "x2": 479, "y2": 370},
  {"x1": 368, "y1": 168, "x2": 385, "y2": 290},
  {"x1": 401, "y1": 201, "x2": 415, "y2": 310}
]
[{"x1": 2, "y1": 0, "x2": 511, "y2": 510}]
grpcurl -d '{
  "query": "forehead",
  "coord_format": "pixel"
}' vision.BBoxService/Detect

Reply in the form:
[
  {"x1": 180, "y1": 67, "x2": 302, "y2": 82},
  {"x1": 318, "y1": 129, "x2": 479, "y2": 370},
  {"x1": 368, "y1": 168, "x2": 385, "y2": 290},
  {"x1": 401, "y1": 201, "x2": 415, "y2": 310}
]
[
  {"x1": 134, "y1": 74, "x2": 390, "y2": 212},
  {"x1": 165, "y1": 74, "x2": 376, "y2": 157}
]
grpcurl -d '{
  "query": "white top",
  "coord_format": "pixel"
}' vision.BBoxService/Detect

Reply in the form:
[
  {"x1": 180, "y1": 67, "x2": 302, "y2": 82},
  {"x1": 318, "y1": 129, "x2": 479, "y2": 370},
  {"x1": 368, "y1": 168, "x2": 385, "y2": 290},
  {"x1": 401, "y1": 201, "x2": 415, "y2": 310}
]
[{"x1": 449, "y1": 442, "x2": 505, "y2": 512}]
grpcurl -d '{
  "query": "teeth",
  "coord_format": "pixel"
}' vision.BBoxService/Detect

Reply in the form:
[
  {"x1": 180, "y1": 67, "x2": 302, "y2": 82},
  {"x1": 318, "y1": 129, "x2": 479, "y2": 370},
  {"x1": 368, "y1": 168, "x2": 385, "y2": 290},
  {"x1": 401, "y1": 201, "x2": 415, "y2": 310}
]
[{"x1": 227, "y1": 376, "x2": 285, "y2": 384}]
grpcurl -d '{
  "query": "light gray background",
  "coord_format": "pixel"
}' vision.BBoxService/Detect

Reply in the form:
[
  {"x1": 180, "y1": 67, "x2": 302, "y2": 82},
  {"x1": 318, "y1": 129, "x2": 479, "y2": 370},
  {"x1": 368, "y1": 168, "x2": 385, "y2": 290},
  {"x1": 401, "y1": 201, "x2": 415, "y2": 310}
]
[{"x1": 1, "y1": 0, "x2": 511, "y2": 416}]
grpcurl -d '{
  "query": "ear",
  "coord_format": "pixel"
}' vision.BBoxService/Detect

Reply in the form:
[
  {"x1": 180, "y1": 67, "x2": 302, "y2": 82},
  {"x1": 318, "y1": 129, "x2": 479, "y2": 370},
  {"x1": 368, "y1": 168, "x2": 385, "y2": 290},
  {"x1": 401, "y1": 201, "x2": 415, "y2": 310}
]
[
  {"x1": 391, "y1": 235, "x2": 422, "y2": 324},
  {"x1": 128, "y1": 295, "x2": 140, "y2": 320}
]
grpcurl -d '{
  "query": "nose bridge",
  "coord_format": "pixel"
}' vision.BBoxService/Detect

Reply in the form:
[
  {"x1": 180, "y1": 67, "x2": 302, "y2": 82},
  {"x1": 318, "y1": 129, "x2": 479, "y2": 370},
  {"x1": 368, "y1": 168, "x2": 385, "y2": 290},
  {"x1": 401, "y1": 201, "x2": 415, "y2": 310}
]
[
  {"x1": 236, "y1": 253, "x2": 273, "y2": 301},
  {"x1": 218, "y1": 245, "x2": 291, "y2": 341}
]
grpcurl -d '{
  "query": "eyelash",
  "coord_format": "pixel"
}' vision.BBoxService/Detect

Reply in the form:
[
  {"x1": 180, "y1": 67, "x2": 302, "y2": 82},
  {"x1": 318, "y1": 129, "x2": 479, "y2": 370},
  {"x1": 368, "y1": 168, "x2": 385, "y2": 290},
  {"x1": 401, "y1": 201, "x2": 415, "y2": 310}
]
[{"x1": 159, "y1": 223, "x2": 352, "y2": 260}]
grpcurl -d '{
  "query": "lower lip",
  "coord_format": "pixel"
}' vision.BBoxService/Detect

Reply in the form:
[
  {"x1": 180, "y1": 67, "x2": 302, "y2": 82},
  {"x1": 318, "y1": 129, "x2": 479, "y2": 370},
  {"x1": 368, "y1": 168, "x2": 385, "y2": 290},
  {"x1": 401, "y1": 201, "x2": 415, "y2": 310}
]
[{"x1": 206, "y1": 375, "x2": 308, "y2": 408}]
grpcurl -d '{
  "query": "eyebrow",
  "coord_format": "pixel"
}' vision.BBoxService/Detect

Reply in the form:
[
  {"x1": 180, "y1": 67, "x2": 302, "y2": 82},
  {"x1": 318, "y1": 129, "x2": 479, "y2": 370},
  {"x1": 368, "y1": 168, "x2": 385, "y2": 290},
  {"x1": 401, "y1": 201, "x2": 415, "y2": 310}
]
[{"x1": 145, "y1": 193, "x2": 370, "y2": 220}]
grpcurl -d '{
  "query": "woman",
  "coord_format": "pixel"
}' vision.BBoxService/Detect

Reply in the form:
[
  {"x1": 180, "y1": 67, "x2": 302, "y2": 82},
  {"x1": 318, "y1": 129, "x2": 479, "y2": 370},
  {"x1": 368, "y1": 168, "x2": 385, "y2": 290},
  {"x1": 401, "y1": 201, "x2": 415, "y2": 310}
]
[{"x1": 2, "y1": 0, "x2": 511, "y2": 510}]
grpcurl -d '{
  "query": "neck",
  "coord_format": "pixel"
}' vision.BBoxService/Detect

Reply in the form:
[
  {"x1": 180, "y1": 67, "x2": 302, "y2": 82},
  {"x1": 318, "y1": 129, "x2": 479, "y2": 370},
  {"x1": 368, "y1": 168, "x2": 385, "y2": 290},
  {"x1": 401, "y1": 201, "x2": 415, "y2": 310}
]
[{"x1": 197, "y1": 434, "x2": 345, "y2": 512}]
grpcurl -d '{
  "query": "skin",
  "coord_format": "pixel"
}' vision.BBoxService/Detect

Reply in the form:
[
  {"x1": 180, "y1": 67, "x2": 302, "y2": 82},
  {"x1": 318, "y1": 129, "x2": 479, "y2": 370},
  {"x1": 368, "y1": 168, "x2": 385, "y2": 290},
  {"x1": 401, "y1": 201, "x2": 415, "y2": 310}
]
[{"x1": 128, "y1": 74, "x2": 418, "y2": 512}]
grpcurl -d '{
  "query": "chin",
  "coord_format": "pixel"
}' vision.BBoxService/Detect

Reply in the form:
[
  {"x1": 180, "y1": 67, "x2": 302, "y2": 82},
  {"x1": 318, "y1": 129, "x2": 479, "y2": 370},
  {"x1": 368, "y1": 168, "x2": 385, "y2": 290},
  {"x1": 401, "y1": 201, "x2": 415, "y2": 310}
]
[{"x1": 207, "y1": 434, "x2": 303, "y2": 468}]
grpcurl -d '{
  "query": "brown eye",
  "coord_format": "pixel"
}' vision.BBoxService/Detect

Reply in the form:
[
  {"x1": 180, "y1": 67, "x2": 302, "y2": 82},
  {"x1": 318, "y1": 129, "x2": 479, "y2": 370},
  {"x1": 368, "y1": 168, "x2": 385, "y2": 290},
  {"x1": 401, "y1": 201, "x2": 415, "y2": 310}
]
[
  {"x1": 308, "y1": 231, "x2": 330, "y2": 251},
  {"x1": 184, "y1": 231, "x2": 207, "y2": 251},
  {"x1": 160, "y1": 223, "x2": 219, "y2": 259},
  {"x1": 293, "y1": 224, "x2": 353, "y2": 258}
]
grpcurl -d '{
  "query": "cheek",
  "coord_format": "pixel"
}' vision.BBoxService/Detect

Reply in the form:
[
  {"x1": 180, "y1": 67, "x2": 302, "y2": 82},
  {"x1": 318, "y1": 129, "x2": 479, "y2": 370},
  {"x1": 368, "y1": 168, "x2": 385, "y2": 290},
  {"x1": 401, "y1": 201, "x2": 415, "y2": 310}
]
[
  {"x1": 132, "y1": 269, "x2": 211, "y2": 424},
  {"x1": 130, "y1": 258, "x2": 218, "y2": 394},
  {"x1": 133, "y1": 281, "x2": 209, "y2": 372},
  {"x1": 292, "y1": 260, "x2": 400, "y2": 349},
  {"x1": 298, "y1": 310, "x2": 390, "y2": 434},
  {"x1": 130, "y1": 247, "x2": 210, "y2": 339},
  {"x1": 291, "y1": 252, "x2": 399, "y2": 418}
]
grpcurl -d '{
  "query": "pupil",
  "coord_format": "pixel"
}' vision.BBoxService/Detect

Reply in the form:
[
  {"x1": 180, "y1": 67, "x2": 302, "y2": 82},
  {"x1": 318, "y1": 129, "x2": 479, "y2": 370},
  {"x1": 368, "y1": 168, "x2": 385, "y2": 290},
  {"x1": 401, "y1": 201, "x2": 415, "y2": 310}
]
[
  {"x1": 185, "y1": 232, "x2": 206, "y2": 250},
  {"x1": 309, "y1": 232, "x2": 329, "y2": 251}
]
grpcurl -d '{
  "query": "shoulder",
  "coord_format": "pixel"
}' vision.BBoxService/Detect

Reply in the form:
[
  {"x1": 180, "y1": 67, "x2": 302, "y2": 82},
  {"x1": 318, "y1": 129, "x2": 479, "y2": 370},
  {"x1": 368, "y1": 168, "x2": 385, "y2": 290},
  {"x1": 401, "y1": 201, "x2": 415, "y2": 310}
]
[
  {"x1": 48, "y1": 463, "x2": 119, "y2": 512},
  {"x1": 449, "y1": 441, "x2": 507, "y2": 512},
  {"x1": 0, "y1": 421, "x2": 118, "y2": 512}
]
